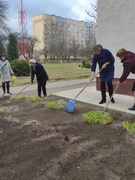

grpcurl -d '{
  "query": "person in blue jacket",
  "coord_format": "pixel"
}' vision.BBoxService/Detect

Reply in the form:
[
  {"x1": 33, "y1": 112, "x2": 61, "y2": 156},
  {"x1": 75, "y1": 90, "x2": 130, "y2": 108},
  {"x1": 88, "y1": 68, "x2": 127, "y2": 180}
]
[{"x1": 91, "y1": 44, "x2": 115, "y2": 104}]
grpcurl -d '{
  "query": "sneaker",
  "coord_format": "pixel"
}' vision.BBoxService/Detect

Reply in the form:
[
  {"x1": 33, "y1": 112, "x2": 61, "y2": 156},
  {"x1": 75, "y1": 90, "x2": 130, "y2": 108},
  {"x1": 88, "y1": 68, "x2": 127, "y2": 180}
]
[
  {"x1": 99, "y1": 99, "x2": 106, "y2": 104},
  {"x1": 1, "y1": 93, "x2": 5, "y2": 97},
  {"x1": 128, "y1": 105, "x2": 135, "y2": 111},
  {"x1": 7, "y1": 92, "x2": 12, "y2": 95},
  {"x1": 111, "y1": 97, "x2": 115, "y2": 103}
]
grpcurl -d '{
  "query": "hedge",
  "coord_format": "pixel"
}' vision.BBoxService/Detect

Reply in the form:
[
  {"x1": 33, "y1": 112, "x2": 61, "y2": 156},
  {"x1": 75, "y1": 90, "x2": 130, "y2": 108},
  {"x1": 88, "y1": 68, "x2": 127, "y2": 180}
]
[{"x1": 10, "y1": 60, "x2": 30, "y2": 76}]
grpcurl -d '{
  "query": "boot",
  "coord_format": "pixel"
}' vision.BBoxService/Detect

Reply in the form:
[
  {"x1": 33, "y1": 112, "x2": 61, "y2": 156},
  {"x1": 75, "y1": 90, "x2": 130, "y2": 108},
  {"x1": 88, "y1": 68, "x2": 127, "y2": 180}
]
[
  {"x1": 100, "y1": 82, "x2": 106, "y2": 104},
  {"x1": 128, "y1": 104, "x2": 135, "y2": 110},
  {"x1": 111, "y1": 97, "x2": 115, "y2": 103},
  {"x1": 2, "y1": 83, "x2": 6, "y2": 94},
  {"x1": 99, "y1": 99, "x2": 106, "y2": 104}
]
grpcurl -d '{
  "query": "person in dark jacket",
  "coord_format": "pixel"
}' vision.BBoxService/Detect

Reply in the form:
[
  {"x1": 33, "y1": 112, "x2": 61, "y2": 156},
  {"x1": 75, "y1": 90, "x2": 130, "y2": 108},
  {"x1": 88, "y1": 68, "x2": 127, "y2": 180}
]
[
  {"x1": 29, "y1": 59, "x2": 49, "y2": 98},
  {"x1": 91, "y1": 44, "x2": 115, "y2": 104},
  {"x1": 116, "y1": 48, "x2": 135, "y2": 110}
]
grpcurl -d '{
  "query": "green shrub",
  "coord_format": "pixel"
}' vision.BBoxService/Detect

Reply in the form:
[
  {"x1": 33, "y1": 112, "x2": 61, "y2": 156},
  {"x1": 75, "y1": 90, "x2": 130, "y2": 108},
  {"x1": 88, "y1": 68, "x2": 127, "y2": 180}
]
[
  {"x1": 83, "y1": 110, "x2": 112, "y2": 125},
  {"x1": 23, "y1": 120, "x2": 38, "y2": 126},
  {"x1": 10, "y1": 60, "x2": 30, "y2": 76},
  {"x1": 13, "y1": 96, "x2": 41, "y2": 102},
  {"x1": 82, "y1": 59, "x2": 86, "y2": 68},
  {"x1": 46, "y1": 101, "x2": 63, "y2": 109},
  {"x1": 85, "y1": 63, "x2": 91, "y2": 68},
  {"x1": 122, "y1": 121, "x2": 135, "y2": 135},
  {"x1": 81, "y1": 64, "x2": 84, "y2": 68},
  {"x1": 12, "y1": 96, "x2": 26, "y2": 100},
  {"x1": 78, "y1": 63, "x2": 82, "y2": 67},
  {"x1": 81, "y1": 57, "x2": 86, "y2": 67},
  {"x1": 25, "y1": 96, "x2": 41, "y2": 102}
]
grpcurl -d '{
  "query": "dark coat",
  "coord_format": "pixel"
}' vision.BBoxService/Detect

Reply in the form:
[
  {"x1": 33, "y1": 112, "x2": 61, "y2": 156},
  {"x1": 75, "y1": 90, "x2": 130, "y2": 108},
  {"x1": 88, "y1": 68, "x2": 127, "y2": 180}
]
[
  {"x1": 91, "y1": 49, "x2": 115, "y2": 82},
  {"x1": 119, "y1": 51, "x2": 135, "y2": 83},
  {"x1": 31, "y1": 62, "x2": 49, "y2": 84}
]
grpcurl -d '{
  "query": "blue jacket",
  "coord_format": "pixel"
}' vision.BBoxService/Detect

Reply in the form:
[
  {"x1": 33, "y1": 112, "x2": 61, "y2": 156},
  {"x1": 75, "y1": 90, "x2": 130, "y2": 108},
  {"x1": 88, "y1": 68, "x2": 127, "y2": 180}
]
[{"x1": 91, "y1": 49, "x2": 115, "y2": 82}]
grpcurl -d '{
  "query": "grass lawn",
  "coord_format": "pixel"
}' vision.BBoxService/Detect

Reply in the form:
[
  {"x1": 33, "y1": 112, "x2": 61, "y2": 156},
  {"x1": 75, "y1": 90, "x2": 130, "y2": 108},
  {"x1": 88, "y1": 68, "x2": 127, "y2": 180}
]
[{"x1": 0, "y1": 63, "x2": 91, "y2": 86}]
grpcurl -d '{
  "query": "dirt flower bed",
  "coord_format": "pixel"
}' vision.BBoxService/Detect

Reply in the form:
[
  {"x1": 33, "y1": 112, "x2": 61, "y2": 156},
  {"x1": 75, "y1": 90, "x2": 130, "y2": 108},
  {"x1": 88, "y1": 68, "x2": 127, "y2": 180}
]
[{"x1": 0, "y1": 95, "x2": 135, "y2": 180}]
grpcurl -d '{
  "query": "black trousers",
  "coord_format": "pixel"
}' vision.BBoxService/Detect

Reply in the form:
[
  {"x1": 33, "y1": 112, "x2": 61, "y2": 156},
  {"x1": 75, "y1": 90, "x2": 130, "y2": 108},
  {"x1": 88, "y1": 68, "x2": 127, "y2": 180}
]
[
  {"x1": 2, "y1": 82, "x2": 10, "y2": 93},
  {"x1": 37, "y1": 81, "x2": 47, "y2": 97},
  {"x1": 100, "y1": 81, "x2": 113, "y2": 100}
]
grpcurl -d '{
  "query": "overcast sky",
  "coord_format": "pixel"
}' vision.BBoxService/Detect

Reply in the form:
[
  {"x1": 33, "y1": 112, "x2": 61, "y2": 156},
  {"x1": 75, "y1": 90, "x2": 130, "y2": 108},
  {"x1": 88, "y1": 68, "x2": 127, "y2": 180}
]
[{"x1": 7, "y1": 0, "x2": 96, "y2": 35}]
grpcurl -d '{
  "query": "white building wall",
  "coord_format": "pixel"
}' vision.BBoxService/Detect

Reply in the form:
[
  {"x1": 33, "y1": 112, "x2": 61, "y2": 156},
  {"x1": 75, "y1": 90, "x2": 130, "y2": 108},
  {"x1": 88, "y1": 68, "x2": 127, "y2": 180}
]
[{"x1": 97, "y1": 0, "x2": 135, "y2": 78}]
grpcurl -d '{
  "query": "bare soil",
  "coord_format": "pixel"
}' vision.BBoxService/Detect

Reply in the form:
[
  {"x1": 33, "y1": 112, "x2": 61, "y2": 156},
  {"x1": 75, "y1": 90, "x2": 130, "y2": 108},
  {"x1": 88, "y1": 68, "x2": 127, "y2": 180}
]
[{"x1": 0, "y1": 95, "x2": 135, "y2": 180}]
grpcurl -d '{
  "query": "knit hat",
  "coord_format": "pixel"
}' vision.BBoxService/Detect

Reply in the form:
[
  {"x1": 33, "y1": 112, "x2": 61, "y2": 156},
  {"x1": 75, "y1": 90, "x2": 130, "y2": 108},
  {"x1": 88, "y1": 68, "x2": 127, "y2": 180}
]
[{"x1": 29, "y1": 59, "x2": 36, "y2": 64}]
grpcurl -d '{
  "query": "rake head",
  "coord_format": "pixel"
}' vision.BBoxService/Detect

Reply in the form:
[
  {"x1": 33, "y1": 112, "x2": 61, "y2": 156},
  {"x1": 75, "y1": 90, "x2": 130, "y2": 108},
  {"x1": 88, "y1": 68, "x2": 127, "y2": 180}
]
[{"x1": 65, "y1": 99, "x2": 75, "y2": 113}]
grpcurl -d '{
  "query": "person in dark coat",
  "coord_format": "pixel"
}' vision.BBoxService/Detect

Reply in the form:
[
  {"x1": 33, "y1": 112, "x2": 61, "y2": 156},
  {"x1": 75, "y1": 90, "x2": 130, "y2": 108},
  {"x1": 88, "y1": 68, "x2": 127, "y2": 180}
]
[
  {"x1": 91, "y1": 44, "x2": 115, "y2": 104},
  {"x1": 116, "y1": 48, "x2": 135, "y2": 110},
  {"x1": 29, "y1": 59, "x2": 49, "y2": 98}
]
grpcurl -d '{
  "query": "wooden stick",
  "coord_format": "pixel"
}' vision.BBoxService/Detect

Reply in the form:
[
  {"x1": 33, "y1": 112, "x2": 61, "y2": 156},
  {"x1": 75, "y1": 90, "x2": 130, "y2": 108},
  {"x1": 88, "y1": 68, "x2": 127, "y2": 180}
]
[
  {"x1": 74, "y1": 68, "x2": 103, "y2": 100},
  {"x1": 103, "y1": 84, "x2": 119, "y2": 113}
]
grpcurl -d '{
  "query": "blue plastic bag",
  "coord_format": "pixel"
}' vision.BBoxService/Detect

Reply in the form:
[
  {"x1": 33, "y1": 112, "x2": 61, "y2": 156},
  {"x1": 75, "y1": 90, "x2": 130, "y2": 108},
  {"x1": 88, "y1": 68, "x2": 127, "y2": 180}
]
[{"x1": 65, "y1": 99, "x2": 75, "y2": 113}]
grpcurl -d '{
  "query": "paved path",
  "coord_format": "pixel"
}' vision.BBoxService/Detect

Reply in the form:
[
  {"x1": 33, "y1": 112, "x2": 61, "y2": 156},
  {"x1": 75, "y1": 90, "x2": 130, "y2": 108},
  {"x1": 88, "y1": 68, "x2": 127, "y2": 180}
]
[
  {"x1": 52, "y1": 86, "x2": 135, "y2": 115},
  {"x1": 0, "y1": 79, "x2": 91, "y2": 95}
]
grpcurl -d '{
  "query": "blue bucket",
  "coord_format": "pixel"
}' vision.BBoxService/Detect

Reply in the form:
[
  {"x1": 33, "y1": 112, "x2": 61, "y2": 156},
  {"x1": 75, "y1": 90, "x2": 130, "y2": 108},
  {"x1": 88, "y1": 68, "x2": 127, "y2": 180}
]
[{"x1": 65, "y1": 99, "x2": 75, "y2": 113}]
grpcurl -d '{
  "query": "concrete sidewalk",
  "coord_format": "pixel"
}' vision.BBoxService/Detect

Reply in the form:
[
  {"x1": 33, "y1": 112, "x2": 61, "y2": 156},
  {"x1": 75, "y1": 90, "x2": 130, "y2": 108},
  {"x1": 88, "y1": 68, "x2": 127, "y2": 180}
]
[
  {"x1": 0, "y1": 79, "x2": 90, "y2": 95},
  {"x1": 52, "y1": 86, "x2": 135, "y2": 115}
]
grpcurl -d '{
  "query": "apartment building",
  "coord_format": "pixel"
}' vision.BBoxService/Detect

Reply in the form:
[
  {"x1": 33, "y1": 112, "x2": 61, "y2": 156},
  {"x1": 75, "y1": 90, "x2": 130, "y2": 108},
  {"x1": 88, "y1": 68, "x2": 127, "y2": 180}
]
[{"x1": 32, "y1": 14, "x2": 96, "y2": 53}]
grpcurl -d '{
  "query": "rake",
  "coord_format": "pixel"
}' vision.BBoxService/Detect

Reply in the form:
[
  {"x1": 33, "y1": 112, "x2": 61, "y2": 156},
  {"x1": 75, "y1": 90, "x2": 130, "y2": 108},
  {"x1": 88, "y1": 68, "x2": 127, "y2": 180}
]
[
  {"x1": 65, "y1": 68, "x2": 103, "y2": 113},
  {"x1": 7, "y1": 83, "x2": 32, "y2": 103},
  {"x1": 102, "y1": 83, "x2": 119, "y2": 114}
]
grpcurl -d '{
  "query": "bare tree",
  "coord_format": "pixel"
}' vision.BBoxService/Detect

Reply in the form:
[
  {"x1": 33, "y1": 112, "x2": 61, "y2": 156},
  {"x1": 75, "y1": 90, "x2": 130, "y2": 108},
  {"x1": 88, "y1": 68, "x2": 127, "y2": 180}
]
[
  {"x1": 43, "y1": 16, "x2": 95, "y2": 62},
  {"x1": 40, "y1": 46, "x2": 48, "y2": 63},
  {"x1": 86, "y1": 0, "x2": 97, "y2": 22},
  {"x1": 45, "y1": 21, "x2": 58, "y2": 61},
  {"x1": 55, "y1": 23, "x2": 70, "y2": 61},
  {"x1": 23, "y1": 36, "x2": 39, "y2": 58},
  {"x1": 44, "y1": 19, "x2": 70, "y2": 62},
  {"x1": 70, "y1": 38, "x2": 80, "y2": 61},
  {"x1": 0, "y1": 1, "x2": 10, "y2": 34}
]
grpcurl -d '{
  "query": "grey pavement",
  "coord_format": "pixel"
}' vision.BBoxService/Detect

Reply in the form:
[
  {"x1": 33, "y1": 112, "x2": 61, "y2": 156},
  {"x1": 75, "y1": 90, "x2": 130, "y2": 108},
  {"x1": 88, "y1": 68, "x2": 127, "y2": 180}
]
[
  {"x1": 52, "y1": 86, "x2": 135, "y2": 115},
  {"x1": 0, "y1": 79, "x2": 90, "y2": 95}
]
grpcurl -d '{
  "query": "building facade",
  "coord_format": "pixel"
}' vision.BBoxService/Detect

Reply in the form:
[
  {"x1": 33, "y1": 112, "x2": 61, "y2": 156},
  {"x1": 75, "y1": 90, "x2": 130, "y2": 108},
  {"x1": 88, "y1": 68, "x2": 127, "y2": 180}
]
[
  {"x1": 96, "y1": 0, "x2": 135, "y2": 95},
  {"x1": 32, "y1": 14, "x2": 96, "y2": 57}
]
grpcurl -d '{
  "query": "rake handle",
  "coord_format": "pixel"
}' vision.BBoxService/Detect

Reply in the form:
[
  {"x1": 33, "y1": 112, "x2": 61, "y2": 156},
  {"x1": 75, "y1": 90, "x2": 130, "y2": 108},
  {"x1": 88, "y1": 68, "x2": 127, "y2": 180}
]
[
  {"x1": 74, "y1": 68, "x2": 103, "y2": 100},
  {"x1": 8, "y1": 83, "x2": 32, "y2": 101},
  {"x1": 103, "y1": 84, "x2": 119, "y2": 113},
  {"x1": 74, "y1": 81, "x2": 91, "y2": 100}
]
